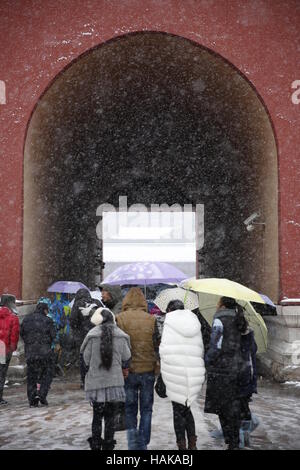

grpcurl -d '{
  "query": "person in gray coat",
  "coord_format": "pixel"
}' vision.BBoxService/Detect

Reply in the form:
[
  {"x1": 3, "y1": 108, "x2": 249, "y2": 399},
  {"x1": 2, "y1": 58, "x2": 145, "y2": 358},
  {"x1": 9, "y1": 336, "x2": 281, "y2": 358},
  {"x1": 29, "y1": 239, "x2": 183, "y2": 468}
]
[{"x1": 80, "y1": 307, "x2": 131, "y2": 450}]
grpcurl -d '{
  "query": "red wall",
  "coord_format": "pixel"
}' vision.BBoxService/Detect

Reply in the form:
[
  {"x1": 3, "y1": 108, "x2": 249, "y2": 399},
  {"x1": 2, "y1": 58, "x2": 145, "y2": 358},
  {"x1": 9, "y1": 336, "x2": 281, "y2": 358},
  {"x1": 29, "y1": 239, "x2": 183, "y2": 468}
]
[{"x1": 0, "y1": 0, "x2": 299, "y2": 300}]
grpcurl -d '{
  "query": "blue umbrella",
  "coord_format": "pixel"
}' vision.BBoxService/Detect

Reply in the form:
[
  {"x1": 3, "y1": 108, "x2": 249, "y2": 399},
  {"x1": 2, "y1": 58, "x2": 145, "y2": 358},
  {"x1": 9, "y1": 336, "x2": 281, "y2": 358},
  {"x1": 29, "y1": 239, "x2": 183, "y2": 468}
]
[{"x1": 47, "y1": 281, "x2": 89, "y2": 294}]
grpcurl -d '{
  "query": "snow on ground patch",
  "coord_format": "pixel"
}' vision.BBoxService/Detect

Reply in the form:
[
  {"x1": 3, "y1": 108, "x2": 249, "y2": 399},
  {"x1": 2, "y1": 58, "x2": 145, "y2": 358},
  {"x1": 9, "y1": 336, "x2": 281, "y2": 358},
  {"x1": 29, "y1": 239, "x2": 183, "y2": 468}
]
[
  {"x1": 1, "y1": 380, "x2": 300, "y2": 449},
  {"x1": 0, "y1": 382, "x2": 221, "y2": 450},
  {"x1": 284, "y1": 381, "x2": 300, "y2": 387}
]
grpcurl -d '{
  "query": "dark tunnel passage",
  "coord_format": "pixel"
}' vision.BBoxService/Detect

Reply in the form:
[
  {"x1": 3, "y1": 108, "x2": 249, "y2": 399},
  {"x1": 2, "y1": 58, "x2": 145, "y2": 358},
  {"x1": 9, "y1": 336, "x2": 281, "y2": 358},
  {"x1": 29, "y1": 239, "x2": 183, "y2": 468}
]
[{"x1": 23, "y1": 32, "x2": 278, "y2": 300}]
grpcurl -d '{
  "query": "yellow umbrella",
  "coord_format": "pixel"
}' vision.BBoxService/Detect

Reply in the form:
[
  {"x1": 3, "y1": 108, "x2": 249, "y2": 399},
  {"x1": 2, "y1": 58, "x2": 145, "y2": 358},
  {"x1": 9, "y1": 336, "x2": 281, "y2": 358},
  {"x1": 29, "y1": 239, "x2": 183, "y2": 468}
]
[
  {"x1": 181, "y1": 278, "x2": 266, "y2": 304},
  {"x1": 184, "y1": 291, "x2": 268, "y2": 354}
]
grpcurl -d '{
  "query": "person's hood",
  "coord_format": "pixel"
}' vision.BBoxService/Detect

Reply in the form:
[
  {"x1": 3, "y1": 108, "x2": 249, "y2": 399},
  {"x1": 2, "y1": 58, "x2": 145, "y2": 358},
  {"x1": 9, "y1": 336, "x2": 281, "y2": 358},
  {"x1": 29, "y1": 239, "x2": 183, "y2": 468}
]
[
  {"x1": 73, "y1": 289, "x2": 91, "y2": 303},
  {"x1": 164, "y1": 309, "x2": 201, "y2": 338},
  {"x1": 0, "y1": 306, "x2": 13, "y2": 319},
  {"x1": 34, "y1": 303, "x2": 49, "y2": 316},
  {"x1": 100, "y1": 284, "x2": 123, "y2": 307},
  {"x1": 0, "y1": 294, "x2": 18, "y2": 314},
  {"x1": 121, "y1": 287, "x2": 148, "y2": 312}
]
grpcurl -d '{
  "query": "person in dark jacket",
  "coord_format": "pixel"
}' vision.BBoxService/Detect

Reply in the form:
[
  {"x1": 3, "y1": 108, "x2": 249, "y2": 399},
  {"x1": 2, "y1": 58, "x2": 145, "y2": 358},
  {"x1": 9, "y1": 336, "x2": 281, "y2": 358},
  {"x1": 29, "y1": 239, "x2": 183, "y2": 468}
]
[
  {"x1": 210, "y1": 314, "x2": 260, "y2": 448},
  {"x1": 0, "y1": 302, "x2": 20, "y2": 405},
  {"x1": 70, "y1": 289, "x2": 101, "y2": 386},
  {"x1": 204, "y1": 296, "x2": 247, "y2": 450},
  {"x1": 20, "y1": 302, "x2": 56, "y2": 407},
  {"x1": 70, "y1": 289, "x2": 102, "y2": 344},
  {"x1": 99, "y1": 285, "x2": 123, "y2": 316}
]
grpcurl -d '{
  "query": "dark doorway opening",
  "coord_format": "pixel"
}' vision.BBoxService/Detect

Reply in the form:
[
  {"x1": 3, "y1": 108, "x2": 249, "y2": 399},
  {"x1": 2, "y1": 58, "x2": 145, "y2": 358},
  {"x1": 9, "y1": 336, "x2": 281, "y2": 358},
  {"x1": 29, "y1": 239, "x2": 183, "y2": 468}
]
[{"x1": 23, "y1": 32, "x2": 278, "y2": 300}]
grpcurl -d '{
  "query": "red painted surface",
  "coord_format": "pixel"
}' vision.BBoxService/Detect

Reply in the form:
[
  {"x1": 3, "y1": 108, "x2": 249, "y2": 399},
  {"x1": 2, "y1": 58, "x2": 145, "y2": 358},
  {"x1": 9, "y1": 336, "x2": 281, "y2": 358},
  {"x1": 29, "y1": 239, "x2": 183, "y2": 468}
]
[{"x1": 0, "y1": 0, "x2": 299, "y2": 300}]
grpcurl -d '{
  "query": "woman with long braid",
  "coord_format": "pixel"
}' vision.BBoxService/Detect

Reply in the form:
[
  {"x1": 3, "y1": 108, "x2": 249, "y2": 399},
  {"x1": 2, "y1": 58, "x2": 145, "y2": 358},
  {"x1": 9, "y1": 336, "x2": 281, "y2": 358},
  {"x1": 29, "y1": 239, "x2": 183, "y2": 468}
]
[{"x1": 80, "y1": 308, "x2": 131, "y2": 450}]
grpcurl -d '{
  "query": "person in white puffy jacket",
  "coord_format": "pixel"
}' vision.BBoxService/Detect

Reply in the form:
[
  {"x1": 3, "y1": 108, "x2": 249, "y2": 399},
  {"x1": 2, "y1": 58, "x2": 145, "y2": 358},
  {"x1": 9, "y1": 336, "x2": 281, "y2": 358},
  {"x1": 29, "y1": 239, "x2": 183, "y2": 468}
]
[{"x1": 159, "y1": 300, "x2": 206, "y2": 450}]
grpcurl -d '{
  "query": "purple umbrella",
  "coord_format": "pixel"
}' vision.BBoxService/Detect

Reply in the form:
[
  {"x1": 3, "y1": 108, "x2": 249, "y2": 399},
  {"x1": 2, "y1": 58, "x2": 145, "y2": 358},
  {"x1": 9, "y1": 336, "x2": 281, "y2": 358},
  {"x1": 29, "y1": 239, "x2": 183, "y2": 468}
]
[
  {"x1": 101, "y1": 262, "x2": 188, "y2": 286},
  {"x1": 47, "y1": 281, "x2": 89, "y2": 294},
  {"x1": 259, "y1": 294, "x2": 276, "y2": 307}
]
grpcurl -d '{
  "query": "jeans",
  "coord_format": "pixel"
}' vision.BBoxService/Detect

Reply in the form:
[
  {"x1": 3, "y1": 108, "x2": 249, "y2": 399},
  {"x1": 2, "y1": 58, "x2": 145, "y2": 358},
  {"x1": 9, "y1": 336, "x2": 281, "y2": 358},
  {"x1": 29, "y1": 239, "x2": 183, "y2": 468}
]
[
  {"x1": 125, "y1": 372, "x2": 155, "y2": 450},
  {"x1": 0, "y1": 354, "x2": 12, "y2": 400},
  {"x1": 171, "y1": 402, "x2": 196, "y2": 442},
  {"x1": 26, "y1": 356, "x2": 54, "y2": 403}
]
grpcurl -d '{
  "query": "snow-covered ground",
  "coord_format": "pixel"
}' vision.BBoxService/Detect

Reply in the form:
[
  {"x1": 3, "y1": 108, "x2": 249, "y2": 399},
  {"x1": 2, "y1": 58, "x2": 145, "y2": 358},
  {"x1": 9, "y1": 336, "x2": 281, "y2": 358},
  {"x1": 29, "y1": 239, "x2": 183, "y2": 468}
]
[{"x1": 0, "y1": 377, "x2": 300, "y2": 450}]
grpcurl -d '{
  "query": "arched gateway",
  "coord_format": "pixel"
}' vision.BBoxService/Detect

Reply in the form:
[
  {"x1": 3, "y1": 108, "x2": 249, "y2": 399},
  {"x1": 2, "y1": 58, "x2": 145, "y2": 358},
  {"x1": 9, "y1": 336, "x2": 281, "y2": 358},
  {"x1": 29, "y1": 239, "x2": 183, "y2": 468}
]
[{"x1": 23, "y1": 32, "x2": 278, "y2": 300}]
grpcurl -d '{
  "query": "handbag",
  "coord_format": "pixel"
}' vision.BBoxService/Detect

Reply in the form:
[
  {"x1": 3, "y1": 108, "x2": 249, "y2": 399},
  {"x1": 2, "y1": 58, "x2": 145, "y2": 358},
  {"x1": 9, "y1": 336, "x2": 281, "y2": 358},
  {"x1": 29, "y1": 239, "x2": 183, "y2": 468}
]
[
  {"x1": 155, "y1": 373, "x2": 167, "y2": 398},
  {"x1": 114, "y1": 402, "x2": 126, "y2": 432}
]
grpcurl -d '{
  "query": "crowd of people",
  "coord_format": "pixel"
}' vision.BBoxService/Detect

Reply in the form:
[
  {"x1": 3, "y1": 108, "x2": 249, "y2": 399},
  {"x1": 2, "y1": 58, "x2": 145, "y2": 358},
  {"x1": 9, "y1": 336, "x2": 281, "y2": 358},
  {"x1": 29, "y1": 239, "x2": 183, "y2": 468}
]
[{"x1": 0, "y1": 285, "x2": 259, "y2": 451}]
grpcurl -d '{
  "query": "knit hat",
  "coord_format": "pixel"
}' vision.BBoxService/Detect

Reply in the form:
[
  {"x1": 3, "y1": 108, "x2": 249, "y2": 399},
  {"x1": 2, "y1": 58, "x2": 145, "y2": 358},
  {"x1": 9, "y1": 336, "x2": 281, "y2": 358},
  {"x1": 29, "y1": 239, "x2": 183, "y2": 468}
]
[{"x1": 91, "y1": 307, "x2": 115, "y2": 326}]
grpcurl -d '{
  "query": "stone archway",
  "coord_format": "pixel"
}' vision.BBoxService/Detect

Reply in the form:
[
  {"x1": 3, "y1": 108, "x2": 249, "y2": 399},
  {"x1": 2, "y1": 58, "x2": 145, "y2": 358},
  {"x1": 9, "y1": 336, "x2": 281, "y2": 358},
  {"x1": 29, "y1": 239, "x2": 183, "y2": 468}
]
[{"x1": 23, "y1": 32, "x2": 278, "y2": 300}]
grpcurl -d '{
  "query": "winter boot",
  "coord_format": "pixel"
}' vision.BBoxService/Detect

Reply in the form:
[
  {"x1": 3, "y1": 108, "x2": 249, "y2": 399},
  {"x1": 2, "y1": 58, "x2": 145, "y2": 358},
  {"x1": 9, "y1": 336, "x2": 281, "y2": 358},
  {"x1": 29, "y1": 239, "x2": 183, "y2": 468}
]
[
  {"x1": 39, "y1": 398, "x2": 48, "y2": 406},
  {"x1": 177, "y1": 439, "x2": 187, "y2": 450},
  {"x1": 29, "y1": 395, "x2": 39, "y2": 408},
  {"x1": 102, "y1": 439, "x2": 116, "y2": 450},
  {"x1": 87, "y1": 436, "x2": 103, "y2": 450},
  {"x1": 188, "y1": 435, "x2": 198, "y2": 450}
]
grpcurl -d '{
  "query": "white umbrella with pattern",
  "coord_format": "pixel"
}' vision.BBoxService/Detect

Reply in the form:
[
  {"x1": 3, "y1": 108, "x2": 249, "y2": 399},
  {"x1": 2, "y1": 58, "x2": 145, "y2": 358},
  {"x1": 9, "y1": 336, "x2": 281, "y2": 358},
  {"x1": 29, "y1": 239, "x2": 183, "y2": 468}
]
[{"x1": 154, "y1": 287, "x2": 199, "y2": 313}]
